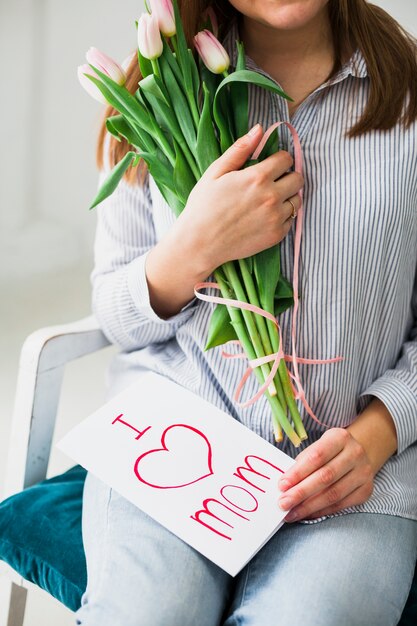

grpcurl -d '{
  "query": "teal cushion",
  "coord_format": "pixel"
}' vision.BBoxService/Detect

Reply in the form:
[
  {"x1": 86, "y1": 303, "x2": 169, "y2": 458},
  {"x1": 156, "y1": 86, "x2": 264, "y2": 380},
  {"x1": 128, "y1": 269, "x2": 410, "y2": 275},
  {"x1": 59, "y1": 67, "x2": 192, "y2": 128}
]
[
  {"x1": 0, "y1": 465, "x2": 87, "y2": 611},
  {"x1": 0, "y1": 465, "x2": 416, "y2": 621}
]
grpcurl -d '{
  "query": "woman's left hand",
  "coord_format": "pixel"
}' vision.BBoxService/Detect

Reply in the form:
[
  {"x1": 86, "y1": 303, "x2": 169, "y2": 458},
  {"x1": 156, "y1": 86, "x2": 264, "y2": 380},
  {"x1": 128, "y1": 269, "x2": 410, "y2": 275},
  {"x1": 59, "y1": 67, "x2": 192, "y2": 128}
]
[{"x1": 277, "y1": 428, "x2": 374, "y2": 521}]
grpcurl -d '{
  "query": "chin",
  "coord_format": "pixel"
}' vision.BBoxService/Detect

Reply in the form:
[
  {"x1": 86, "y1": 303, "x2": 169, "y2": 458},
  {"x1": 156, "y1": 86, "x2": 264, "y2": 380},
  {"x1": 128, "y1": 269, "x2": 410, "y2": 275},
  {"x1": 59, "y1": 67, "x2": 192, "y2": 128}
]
[{"x1": 231, "y1": 0, "x2": 330, "y2": 32}]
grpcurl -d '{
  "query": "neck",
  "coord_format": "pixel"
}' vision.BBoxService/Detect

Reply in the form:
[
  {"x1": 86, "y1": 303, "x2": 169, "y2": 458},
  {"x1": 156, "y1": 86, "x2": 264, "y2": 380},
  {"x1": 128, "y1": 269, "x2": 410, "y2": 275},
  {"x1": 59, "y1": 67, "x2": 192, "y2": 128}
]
[{"x1": 238, "y1": 9, "x2": 334, "y2": 69}]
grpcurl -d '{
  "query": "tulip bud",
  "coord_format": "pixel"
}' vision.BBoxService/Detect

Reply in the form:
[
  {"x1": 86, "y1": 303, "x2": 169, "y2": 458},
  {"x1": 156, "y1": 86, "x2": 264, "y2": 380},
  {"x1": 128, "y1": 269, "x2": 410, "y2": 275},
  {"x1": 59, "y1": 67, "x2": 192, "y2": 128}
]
[
  {"x1": 86, "y1": 47, "x2": 126, "y2": 85},
  {"x1": 77, "y1": 64, "x2": 108, "y2": 104},
  {"x1": 149, "y1": 0, "x2": 176, "y2": 37},
  {"x1": 194, "y1": 30, "x2": 230, "y2": 74},
  {"x1": 137, "y1": 13, "x2": 163, "y2": 60}
]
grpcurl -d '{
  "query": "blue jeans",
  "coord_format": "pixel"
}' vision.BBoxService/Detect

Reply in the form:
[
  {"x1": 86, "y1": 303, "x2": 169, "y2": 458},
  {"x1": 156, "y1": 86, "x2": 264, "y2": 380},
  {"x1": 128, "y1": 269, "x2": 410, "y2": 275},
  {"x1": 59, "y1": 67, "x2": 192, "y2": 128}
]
[{"x1": 76, "y1": 471, "x2": 417, "y2": 626}]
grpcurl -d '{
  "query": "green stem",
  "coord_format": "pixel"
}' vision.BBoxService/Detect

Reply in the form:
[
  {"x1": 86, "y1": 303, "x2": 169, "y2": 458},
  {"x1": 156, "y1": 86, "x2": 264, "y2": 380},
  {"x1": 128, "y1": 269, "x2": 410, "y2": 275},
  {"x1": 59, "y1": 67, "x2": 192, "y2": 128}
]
[
  {"x1": 215, "y1": 268, "x2": 301, "y2": 447},
  {"x1": 171, "y1": 35, "x2": 179, "y2": 59},
  {"x1": 238, "y1": 258, "x2": 287, "y2": 410},
  {"x1": 266, "y1": 313, "x2": 308, "y2": 441},
  {"x1": 279, "y1": 361, "x2": 308, "y2": 441},
  {"x1": 170, "y1": 35, "x2": 199, "y2": 129},
  {"x1": 268, "y1": 392, "x2": 301, "y2": 447},
  {"x1": 214, "y1": 269, "x2": 283, "y2": 442},
  {"x1": 151, "y1": 58, "x2": 161, "y2": 79},
  {"x1": 222, "y1": 262, "x2": 277, "y2": 397}
]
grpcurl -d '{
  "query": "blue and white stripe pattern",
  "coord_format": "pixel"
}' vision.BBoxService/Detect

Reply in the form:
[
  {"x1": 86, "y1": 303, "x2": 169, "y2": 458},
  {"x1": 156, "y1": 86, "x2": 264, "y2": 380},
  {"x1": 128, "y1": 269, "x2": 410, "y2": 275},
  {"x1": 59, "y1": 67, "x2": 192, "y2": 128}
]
[{"x1": 91, "y1": 20, "x2": 417, "y2": 521}]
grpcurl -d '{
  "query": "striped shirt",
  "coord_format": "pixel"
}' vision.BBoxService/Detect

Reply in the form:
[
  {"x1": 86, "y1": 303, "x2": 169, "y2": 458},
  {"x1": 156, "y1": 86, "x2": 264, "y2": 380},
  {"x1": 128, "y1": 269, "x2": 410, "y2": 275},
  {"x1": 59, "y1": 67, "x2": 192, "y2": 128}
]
[{"x1": 91, "y1": 20, "x2": 417, "y2": 521}]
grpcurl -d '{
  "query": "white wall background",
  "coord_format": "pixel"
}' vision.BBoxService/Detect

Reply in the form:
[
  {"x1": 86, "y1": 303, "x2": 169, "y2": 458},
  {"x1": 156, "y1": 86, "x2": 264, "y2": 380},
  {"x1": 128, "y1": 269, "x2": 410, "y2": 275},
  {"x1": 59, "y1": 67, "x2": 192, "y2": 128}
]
[
  {"x1": 0, "y1": 0, "x2": 144, "y2": 281},
  {"x1": 0, "y1": 0, "x2": 415, "y2": 283}
]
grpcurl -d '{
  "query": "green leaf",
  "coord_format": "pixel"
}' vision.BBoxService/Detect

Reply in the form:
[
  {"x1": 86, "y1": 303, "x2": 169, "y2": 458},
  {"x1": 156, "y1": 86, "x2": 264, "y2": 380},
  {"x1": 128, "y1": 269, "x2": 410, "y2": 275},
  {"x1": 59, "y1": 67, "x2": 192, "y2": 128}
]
[
  {"x1": 173, "y1": 138, "x2": 196, "y2": 205},
  {"x1": 172, "y1": 0, "x2": 193, "y2": 95},
  {"x1": 274, "y1": 272, "x2": 294, "y2": 315},
  {"x1": 216, "y1": 69, "x2": 293, "y2": 103},
  {"x1": 274, "y1": 296, "x2": 294, "y2": 316},
  {"x1": 158, "y1": 51, "x2": 197, "y2": 151},
  {"x1": 161, "y1": 38, "x2": 183, "y2": 86},
  {"x1": 258, "y1": 127, "x2": 280, "y2": 161},
  {"x1": 188, "y1": 48, "x2": 201, "y2": 105},
  {"x1": 137, "y1": 48, "x2": 153, "y2": 78},
  {"x1": 138, "y1": 75, "x2": 178, "y2": 136},
  {"x1": 86, "y1": 67, "x2": 154, "y2": 137},
  {"x1": 213, "y1": 68, "x2": 293, "y2": 151},
  {"x1": 89, "y1": 151, "x2": 137, "y2": 210},
  {"x1": 106, "y1": 115, "x2": 146, "y2": 148},
  {"x1": 276, "y1": 274, "x2": 293, "y2": 299},
  {"x1": 231, "y1": 41, "x2": 249, "y2": 139},
  {"x1": 139, "y1": 74, "x2": 170, "y2": 105},
  {"x1": 153, "y1": 181, "x2": 185, "y2": 217},
  {"x1": 199, "y1": 59, "x2": 221, "y2": 110},
  {"x1": 137, "y1": 150, "x2": 174, "y2": 192},
  {"x1": 212, "y1": 89, "x2": 234, "y2": 152},
  {"x1": 253, "y1": 245, "x2": 281, "y2": 315},
  {"x1": 106, "y1": 117, "x2": 122, "y2": 142},
  {"x1": 195, "y1": 83, "x2": 221, "y2": 173},
  {"x1": 134, "y1": 84, "x2": 177, "y2": 157},
  {"x1": 204, "y1": 304, "x2": 237, "y2": 350}
]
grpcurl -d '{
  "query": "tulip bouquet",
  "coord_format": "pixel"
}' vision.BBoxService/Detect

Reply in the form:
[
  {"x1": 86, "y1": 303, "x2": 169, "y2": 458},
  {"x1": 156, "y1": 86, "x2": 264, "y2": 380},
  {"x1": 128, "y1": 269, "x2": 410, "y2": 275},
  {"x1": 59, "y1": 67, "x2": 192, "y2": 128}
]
[{"x1": 78, "y1": 0, "x2": 308, "y2": 447}]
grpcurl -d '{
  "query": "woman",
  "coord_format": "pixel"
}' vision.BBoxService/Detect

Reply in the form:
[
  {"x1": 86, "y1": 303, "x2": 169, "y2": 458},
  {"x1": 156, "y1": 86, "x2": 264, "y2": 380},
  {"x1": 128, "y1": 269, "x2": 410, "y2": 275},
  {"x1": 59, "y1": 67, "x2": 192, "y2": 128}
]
[{"x1": 76, "y1": 1, "x2": 417, "y2": 625}]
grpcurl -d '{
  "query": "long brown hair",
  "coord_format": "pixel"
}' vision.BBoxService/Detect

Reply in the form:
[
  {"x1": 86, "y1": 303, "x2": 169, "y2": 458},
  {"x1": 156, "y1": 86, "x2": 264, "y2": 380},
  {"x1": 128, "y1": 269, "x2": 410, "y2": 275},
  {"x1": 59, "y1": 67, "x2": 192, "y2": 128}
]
[{"x1": 96, "y1": 0, "x2": 417, "y2": 185}]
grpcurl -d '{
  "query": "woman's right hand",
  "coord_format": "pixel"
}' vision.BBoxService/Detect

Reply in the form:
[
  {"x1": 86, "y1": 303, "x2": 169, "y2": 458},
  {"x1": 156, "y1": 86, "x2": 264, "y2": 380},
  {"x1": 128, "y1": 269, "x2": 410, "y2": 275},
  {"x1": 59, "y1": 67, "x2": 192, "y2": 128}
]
[
  {"x1": 145, "y1": 123, "x2": 304, "y2": 319},
  {"x1": 175, "y1": 123, "x2": 304, "y2": 275}
]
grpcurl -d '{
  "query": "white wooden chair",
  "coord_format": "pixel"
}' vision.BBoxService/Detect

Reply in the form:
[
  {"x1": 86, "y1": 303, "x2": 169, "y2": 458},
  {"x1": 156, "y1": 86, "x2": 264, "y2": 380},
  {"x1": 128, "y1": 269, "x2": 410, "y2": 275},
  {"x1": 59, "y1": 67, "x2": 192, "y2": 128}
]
[{"x1": 0, "y1": 316, "x2": 110, "y2": 626}]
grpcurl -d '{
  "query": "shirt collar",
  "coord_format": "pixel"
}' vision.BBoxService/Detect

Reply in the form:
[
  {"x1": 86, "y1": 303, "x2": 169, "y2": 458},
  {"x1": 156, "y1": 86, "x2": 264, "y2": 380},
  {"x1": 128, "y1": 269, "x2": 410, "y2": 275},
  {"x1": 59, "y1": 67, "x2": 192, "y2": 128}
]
[{"x1": 221, "y1": 18, "x2": 368, "y2": 85}]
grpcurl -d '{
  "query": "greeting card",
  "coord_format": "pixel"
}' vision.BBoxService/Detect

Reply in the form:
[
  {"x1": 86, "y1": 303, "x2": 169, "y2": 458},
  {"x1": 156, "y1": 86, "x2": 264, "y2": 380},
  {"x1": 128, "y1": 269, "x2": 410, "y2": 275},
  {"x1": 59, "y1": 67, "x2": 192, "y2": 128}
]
[{"x1": 57, "y1": 371, "x2": 295, "y2": 576}]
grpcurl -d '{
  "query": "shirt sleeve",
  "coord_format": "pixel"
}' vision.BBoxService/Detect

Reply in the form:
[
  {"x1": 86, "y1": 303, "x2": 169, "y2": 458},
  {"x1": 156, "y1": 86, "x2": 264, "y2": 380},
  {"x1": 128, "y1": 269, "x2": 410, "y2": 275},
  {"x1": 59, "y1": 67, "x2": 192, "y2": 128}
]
[
  {"x1": 90, "y1": 167, "x2": 198, "y2": 352},
  {"x1": 359, "y1": 265, "x2": 417, "y2": 454}
]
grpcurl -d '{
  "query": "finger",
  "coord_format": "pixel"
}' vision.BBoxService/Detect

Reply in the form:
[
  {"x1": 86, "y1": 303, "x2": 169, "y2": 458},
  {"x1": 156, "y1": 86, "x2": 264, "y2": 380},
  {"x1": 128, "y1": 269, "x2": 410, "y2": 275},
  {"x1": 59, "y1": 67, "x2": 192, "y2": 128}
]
[
  {"x1": 284, "y1": 468, "x2": 371, "y2": 522},
  {"x1": 278, "y1": 429, "x2": 349, "y2": 492},
  {"x1": 208, "y1": 124, "x2": 263, "y2": 178},
  {"x1": 278, "y1": 447, "x2": 355, "y2": 511},
  {"x1": 302, "y1": 481, "x2": 374, "y2": 520},
  {"x1": 250, "y1": 150, "x2": 294, "y2": 180},
  {"x1": 274, "y1": 171, "x2": 304, "y2": 202},
  {"x1": 283, "y1": 194, "x2": 301, "y2": 221}
]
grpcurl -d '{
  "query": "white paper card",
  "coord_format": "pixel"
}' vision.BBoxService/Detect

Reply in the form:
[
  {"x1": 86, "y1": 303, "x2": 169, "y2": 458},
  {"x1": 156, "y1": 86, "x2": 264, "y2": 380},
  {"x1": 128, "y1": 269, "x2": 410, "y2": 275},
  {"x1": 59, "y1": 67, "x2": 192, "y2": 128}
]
[{"x1": 57, "y1": 371, "x2": 295, "y2": 576}]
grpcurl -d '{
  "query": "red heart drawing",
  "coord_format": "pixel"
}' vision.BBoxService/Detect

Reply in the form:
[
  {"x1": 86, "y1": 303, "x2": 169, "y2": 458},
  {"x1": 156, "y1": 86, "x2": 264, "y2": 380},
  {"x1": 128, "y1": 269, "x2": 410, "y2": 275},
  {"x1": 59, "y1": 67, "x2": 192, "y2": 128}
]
[{"x1": 134, "y1": 424, "x2": 214, "y2": 489}]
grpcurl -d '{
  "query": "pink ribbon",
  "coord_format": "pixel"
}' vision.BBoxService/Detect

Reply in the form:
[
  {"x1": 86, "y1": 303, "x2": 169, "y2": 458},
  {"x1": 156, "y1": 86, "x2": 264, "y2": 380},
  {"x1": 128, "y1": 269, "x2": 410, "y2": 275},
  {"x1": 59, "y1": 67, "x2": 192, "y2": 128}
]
[{"x1": 194, "y1": 122, "x2": 343, "y2": 425}]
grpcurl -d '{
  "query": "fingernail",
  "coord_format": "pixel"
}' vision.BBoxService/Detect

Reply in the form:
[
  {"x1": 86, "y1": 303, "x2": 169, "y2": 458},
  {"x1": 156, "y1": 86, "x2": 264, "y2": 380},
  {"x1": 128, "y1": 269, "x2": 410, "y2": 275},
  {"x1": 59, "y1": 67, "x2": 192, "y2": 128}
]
[
  {"x1": 278, "y1": 479, "x2": 290, "y2": 491},
  {"x1": 278, "y1": 497, "x2": 291, "y2": 510},
  {"x1": 285, "y1": 511, "x2": 299, "y2": 522},
  {"x1": 248, "y1": 123, "x2": 260, "y2": 136}
]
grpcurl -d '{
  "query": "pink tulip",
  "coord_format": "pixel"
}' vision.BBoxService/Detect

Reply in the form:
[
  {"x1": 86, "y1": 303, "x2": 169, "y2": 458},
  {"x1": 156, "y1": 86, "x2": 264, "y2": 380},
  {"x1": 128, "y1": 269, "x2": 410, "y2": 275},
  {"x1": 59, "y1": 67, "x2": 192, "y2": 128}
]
[
  {"x1": 149, "y1": 0, "x2": 176, "y2": 37},
  {"x1": 121, "y1": 51, "x2": 136, "y2": 72},
  {"x1": 194, "y1": 30, "x2": 230, "y2": 74},
  {"x1": 77, "y1": 64, "x2": 108, "y2": 104},
  {"x1": 86, "y1": 47, "x2": 126, "y2": 85},
  {"x1": 137, "y1": 13, "x2": 163, "y2": 60}
]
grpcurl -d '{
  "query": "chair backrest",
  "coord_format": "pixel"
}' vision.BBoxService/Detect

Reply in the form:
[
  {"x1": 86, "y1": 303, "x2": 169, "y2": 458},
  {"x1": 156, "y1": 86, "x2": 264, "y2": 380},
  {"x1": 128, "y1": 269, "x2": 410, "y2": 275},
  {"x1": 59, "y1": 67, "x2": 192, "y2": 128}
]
[
  {"x1": 3, "y1": 316, "x2": 110, "y2": 499},
  {"x1": 1, "y1": 316, "x2": 110, "y2": 626}
]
